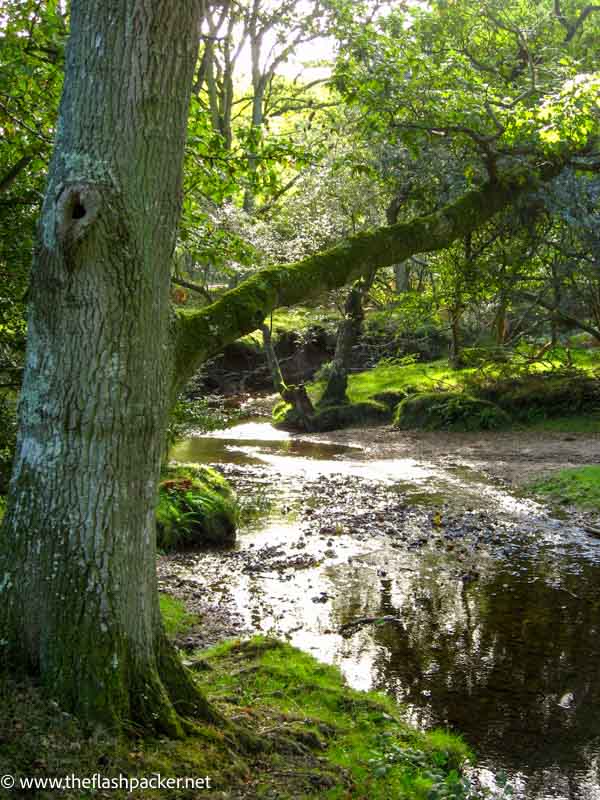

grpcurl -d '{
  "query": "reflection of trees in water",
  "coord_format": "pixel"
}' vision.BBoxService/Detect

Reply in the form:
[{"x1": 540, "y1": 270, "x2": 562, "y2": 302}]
[{"x1": 328, "y1": 550, "x2": 600, "y2": 795}]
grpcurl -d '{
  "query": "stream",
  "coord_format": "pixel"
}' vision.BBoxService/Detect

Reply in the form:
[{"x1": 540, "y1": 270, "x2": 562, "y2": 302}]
[{"x1": 166, "y1": 419, "x2": 600, "y2": 799}]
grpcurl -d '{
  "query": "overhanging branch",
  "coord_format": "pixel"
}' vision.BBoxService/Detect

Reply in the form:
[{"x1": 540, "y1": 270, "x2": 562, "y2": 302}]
[{"x1": 172, "y1": 161, "x2": 565, "y2": 390}]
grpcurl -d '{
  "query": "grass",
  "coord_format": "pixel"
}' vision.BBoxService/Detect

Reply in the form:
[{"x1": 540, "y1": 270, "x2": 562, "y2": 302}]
[
  {"x1": 530, "y1": 466, "x2": 600, "y2": 510},
  {"x1": 343, "y1": 359, "x2": 463, "y2": 404},
  {"x1": 195, "y1": 637, "x2": 474, "y2": 799},
  {"x1": 0, "y1": 636, "x2": 479, "y2": 800},
  {"x1": 300, "y1": 349, "x2": 600, "y2": 434},
  {"x1": 159, "y1": 594, "x2": 198, "y2": 637}
]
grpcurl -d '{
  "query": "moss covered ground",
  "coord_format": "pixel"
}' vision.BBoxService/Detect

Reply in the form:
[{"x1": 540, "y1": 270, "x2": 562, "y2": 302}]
[
  {"x1": 529, "y1": 466, "x2": 600, "y2": 511},
  {"x1": 0, "y1": 629, "x2": 477, "y2": 800},
  {"x1": 159, "y1": 594, "x2": 199, "y2": 638},
  {"x1": 294, "y1": 349, "x2": 600, "y2": 433}
]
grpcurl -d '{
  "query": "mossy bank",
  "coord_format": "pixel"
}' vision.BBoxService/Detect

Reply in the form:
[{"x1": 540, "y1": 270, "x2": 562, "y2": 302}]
[
  {"x1": 1, "y1": 632, "x2": 478, "y2": 800},
  {"x1": 274, "y1": 349, "x2": 600, "y2": 433},
  {"x1": 156, "y1": 464, "x2": 239, "y2": 550}
]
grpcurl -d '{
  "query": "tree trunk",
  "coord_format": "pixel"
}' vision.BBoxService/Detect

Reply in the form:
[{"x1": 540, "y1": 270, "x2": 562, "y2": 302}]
[
  {"x1": 449, "y1": 304, "x2": 463, "y2": 368},
  {"x1": 550, "y1": 260, "x2": 561, "y2": 346},
  {"x1": 394, "y1": 261, "x2": 411, "y2": 293},
  {"x1": 0, "y1": 0, "x2": 213, "y2": 734},
  {"x1": 320, "y1": 272, "x2": 374, "y2": 407},
  {"x1": 260, "y1": 323, "x2": 315, "y2": 427},
  {"x1": 260, "y1": 322, "x2": 286, "y2": 394}
]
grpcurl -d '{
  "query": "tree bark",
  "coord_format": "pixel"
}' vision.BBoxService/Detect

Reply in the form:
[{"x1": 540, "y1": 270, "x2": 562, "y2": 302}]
[
  {"x1": 0, "y1": 0, "x2": 213, "y2": 734},
  {"x1": 394, "y1": 261, "x2": 411, "y2": 293},
  {"x1": 319, "y1": 271, "x2": 375, "y2": 406}
]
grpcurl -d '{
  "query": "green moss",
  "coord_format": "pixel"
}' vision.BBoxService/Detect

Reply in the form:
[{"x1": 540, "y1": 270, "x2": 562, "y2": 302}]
[
  {"x1": 156, "y1": 464, "x2": 238, "y2": 550},
  {"x1": 327, "y1": 359, "x2": 466, "y2": 404},
  {"x1": 312, "y1": 401, "x2": 390, "y2": 431},
  {"x1": 393, "y1": 391, "x2": 510, "y2": 432},
  {"x1": 0, "y1": 635, "x2": 478, "y2": 799},
  {"x1": 529, "y1": 466, "x2": 600, "y2": 510},
  {"x1": 195, "y1": 637, "x2": 474, "y2": 799},
  {"x1": 159, "y1": 594, "x2": 198, "y2": 638},
  {"x1": 272, "y1": 399, "x2": 390, "y2": 432},
  {"x1": 524, "y1": 415, "x2": 600, "y2": 433},
  {"x1": 305, "y1": 352, "x2": 600, "y2": 433}
]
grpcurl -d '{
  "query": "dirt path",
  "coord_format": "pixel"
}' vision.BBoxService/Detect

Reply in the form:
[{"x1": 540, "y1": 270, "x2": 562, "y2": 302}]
[{"x1": 304, "y1": 426, "x2": 600, "y2": 488}]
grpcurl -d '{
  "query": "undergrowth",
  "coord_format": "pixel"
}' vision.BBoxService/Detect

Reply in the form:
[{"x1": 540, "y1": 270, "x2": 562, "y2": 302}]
[
  {"x1": 195, "y1": 637, "x2": 495, "y2": 799},
  {"x1": 307, "y1": 347, "x2": 600, "y2": 433},
  {"x1": 530, "y1": 466, "x2": 600, "y2": 511},
  {"x1": 156, "y1": 464, "x2": 238, "y2": 550}
]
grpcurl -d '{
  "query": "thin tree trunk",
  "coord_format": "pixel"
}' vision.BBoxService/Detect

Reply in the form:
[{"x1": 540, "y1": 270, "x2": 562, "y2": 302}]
[
  {"x1": 320, "y1": 271, "x2": 374, "y2": 406},
  {"x1": 550, "y1": 260, "x2": 561, "y2": 345},
  {"x1": 260, "y1": 322, "x2": 315, "y2": 427},
  {"x1": 0, "y1": 0, "x2": 213, "y2": 734},
  {"x1": 449, "y1": 305, "x2": 463, "y2": 368},
  {"x1": 260, "y1": 322, "x2": 286, "y2": 394},
  {"x1": 394, "y1": 262, "x2": 411, "y2": 293}
]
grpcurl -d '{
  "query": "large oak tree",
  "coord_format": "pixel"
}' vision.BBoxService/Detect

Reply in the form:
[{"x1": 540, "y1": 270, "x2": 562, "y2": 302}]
[{"x1": 0, "y1": 0, "x2": 596, "y2": 732}]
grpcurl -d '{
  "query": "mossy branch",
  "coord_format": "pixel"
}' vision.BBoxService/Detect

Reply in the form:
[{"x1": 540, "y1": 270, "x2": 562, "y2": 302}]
[{"x1": 172, "y1": 162, "x2": 563, "y2": 390}]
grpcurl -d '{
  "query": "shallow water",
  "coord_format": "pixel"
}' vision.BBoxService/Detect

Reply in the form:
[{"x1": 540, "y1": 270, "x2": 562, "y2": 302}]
[{"x1": 171, "y1": 421, "x2": 600, "y2": 799}]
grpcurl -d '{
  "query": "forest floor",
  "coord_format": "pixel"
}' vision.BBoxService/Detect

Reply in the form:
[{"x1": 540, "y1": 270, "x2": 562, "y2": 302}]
[{"x1": 304, "y1": 425, "x2": 600, "y2": 490}]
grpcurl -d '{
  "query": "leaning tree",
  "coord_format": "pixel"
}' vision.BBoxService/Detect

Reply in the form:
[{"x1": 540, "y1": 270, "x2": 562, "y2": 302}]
[{"x1": 0, "y1": 0, "x2": 598, "y2": 734}]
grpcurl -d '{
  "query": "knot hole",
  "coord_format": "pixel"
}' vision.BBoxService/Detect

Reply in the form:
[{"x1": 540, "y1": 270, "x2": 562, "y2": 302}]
[{"x1": 72, "y1": 199, "x2": 86, "y2": 220}]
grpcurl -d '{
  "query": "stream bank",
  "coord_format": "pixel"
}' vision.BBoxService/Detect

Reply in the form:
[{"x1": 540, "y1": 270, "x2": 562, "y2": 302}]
[{"x1": 161, "y1": 421, "x2": 600, "y2": 799}]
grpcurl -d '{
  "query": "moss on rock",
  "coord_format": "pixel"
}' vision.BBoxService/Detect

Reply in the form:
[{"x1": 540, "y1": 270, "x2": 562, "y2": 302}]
[
  {"x1": 273, "y1": 399, "x2": 390, "y2": 432},
  {"x1": 393, "y1": 391, "x2": 510, "y2": 432},
  {"x1": 312, "y1": 400, "x2": 390, "y2": 431},
  {"x1": 474, "y1": 372, "x2": 600, "y2": 421},
  {"x1": 156, "y1": 464, "x2": 238, "y2": 550}
]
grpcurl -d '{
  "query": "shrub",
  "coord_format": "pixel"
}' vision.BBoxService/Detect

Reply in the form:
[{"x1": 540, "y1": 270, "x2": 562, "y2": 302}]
[
  {"x1": 467, "y1": 369, "x2": 600, "y2": 422},
  {"x1": 156, "y1": 464, "x2": 238, "y2": 550},
  {"x1": 393, "y1": 391, "x2": 510, "y2": 432}
]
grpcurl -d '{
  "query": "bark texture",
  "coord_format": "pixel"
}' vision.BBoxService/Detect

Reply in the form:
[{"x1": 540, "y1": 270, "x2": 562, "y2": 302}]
[
  {"x1": 320, "y1": 271, "x2": 375, "y2": 407},
  {"x1": 0, "y1": 0, "x2": 209, "y2": 733}
]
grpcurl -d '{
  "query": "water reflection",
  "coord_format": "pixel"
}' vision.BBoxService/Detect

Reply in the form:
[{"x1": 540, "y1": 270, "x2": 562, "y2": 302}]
[
  {"x1": 174, "y1": 421, "x2": 600, "y2": 799},
  {"x1": 329, "y1": 546, "x2": 600, "y2": 799}
]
